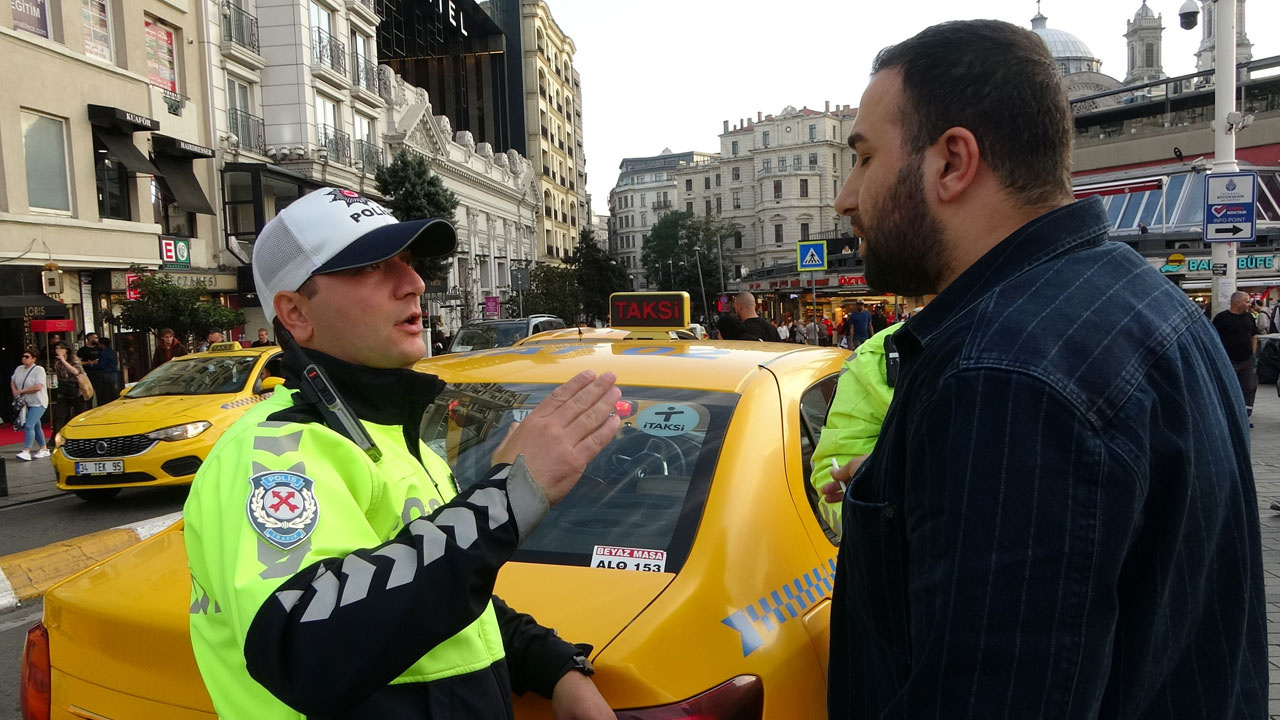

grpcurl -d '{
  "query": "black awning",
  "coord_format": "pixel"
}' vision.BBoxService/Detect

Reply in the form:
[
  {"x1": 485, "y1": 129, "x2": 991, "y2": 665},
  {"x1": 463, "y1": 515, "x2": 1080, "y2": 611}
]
[
  {"x1": 0, "y1": 294, "x2": 68, "y2": 320},
  {"x1": 88, "y1": 104, "x2": 159, "y2": 133},
  {"x1": 92, "y1": 125, "x2": 161, "y2": 177},
  {"x1": 152, "y1": 153, "x2": 215, "y2": 215},
  {"x1": 151, "y1": 133, "x2": 213, "y2": 159}
]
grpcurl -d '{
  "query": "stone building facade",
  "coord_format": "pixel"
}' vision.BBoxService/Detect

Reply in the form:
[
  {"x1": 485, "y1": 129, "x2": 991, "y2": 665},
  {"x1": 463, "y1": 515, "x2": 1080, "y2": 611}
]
[{"x1": 522, "y1": 0, "x2": 585, "y2": 262}]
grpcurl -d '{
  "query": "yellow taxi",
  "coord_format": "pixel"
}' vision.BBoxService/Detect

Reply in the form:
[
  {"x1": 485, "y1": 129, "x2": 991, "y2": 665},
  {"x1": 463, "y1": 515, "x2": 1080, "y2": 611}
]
[
  {"x1": 51, "y1": 342, "x2": 283, "y2": 502},
  {"x1": 22, "y1": 294, "x2": 847, "y2": 719}
]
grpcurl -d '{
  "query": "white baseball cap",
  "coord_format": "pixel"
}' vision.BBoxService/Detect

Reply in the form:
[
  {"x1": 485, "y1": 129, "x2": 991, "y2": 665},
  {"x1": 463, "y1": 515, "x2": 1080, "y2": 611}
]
[{"x1": 252, "y1": 187, "x2": 456, "y2": 323}]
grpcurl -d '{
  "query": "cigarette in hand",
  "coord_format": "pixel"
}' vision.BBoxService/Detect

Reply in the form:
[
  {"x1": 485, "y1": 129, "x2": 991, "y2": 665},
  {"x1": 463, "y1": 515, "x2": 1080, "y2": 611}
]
[{"x1": 832, "y1": 458, "x2": 847, "y2": 493}]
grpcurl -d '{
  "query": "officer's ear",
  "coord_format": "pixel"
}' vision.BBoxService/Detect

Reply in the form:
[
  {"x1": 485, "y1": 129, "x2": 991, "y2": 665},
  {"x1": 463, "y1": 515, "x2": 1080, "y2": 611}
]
[{"x1": 274, "y1": 291, "x2": 315, "y2": 344}]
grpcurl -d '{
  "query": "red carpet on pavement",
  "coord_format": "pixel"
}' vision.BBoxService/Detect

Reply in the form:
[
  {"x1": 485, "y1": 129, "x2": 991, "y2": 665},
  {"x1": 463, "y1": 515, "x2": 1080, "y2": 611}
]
[{"x1": 0, "y1": 420, "x2": 52, "y2": 446}]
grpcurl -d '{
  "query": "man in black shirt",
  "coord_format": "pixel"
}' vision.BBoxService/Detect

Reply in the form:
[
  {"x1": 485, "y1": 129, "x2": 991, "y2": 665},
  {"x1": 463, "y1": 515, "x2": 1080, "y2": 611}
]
[
  {"x1": 1214, "y1": 290, "x2": 1260, "y2": 421},
  {"x1": 736, "y1": 292, "x2": 774, "y2": 341},
  {"x1": 716, "y1": 292, "x2": 772, "y2": 341}
]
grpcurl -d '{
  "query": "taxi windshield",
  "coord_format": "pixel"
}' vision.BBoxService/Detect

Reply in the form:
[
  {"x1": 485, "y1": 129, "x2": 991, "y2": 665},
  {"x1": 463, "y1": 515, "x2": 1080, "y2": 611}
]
[
  {"x1": 127, "y1": 355, "x2": 259, "y2": 397},
  {"x1": 423, "y1": 383, "x2": 735, "y2": 574}
]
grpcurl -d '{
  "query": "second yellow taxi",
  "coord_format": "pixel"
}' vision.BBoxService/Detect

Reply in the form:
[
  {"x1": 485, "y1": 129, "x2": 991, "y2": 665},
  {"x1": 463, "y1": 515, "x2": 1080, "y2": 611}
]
[{"x1": 51, "y1": 342, "x2": 283, "y2": 501}]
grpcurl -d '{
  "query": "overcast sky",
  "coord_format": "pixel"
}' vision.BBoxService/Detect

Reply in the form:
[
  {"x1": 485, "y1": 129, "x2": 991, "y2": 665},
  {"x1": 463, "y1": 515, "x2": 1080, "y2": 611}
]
[{"x1": 542, "y1": 0, "x2": 1280, "y2": 211}]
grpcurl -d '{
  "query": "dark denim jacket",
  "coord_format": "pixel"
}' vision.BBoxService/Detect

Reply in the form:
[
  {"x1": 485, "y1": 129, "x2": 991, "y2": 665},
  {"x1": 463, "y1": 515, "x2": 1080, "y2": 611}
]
[{"x1": 828, "y1": 198, "x2": 1267, "y2": 719}]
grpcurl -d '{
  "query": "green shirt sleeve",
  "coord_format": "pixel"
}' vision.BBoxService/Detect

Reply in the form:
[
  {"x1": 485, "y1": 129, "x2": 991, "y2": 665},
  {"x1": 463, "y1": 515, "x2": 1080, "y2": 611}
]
[{"x1": 810, "y1": 323, "x2": 901, "y2": 536}]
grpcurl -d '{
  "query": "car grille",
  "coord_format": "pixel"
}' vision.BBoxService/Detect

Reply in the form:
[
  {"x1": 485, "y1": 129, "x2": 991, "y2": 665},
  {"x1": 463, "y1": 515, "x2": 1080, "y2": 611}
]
[{"x1": 63, "y1": 435, "x2": 157, "y2": 459}]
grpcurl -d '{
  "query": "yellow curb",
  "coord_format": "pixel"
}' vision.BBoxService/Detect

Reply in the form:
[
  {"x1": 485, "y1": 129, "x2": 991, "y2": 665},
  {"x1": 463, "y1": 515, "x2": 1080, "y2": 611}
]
[{"x1": 0, "y1": 528, "x2": 142, "y2": 602}]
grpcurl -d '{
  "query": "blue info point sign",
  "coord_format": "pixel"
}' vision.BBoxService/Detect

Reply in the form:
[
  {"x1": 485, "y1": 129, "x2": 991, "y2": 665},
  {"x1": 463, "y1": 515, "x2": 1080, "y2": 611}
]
[{"x1": 1203, "y1": 172, "x2": 1257, "y2": 243}]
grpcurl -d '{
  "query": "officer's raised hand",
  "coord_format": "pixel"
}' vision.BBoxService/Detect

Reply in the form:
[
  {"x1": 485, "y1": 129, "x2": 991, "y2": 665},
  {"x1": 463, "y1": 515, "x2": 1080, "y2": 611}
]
[{"x1": 494, "y1": 369, "x2": 621, "y2": 505}]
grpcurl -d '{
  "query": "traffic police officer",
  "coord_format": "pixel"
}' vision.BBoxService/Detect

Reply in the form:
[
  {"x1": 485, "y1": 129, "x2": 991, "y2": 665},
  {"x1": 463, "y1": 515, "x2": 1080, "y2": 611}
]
[{"x1": 184, "y1": 187, "x2": 619, "y2": 719}]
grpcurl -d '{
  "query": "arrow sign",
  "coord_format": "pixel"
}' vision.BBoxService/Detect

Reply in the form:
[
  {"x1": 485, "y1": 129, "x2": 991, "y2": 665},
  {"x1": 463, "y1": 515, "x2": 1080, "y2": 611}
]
[{"x1": 1203, "y1": 172, "x2": 1257, "y2": 243}]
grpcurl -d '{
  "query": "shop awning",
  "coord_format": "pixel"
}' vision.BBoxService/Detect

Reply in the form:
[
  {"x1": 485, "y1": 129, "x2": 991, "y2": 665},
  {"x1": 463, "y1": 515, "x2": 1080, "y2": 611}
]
[
  {"x1": 1182, "y1": 277, "x2": 1280, "y2": 290},
  {"x1": 91, "y1": 125, "x2": 160, "y2": 177},
  {"x1": 89, "y1": 104, "x2": 160, "y2": 178},
  {"x1": 87, "y1": 104, "x2": 159, "y2": 133},
  {"x1": 151, "y1": 134, "x2": 215, "y2": 215},
  {"x1": 0, "y1": 294, "x2": 69, "y2": 319}
]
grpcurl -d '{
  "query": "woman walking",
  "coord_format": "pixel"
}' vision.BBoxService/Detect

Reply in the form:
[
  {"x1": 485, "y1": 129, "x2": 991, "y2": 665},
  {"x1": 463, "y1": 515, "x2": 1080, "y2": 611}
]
[
  {"x1": 10, "y1": 349, "x2": 49, "y2": 461},
  {"x1": 51, "y1": 343, "x2": 87, "y2": 442}
]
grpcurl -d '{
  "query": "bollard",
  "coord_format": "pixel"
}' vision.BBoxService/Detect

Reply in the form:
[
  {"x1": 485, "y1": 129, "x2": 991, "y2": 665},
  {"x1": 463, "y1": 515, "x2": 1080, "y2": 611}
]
[{"x1": 0, "y1": 456, "x2": 7, "y2": 497}]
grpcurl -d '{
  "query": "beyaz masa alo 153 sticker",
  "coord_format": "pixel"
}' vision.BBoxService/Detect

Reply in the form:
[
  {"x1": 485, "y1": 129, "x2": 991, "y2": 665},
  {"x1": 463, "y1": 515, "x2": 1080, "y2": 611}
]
[
  {"x1": 591, "y1": 545, "x2": 668, "y2": 572},
  {"x1": 248, "y1": 471, "x2": 320, "y2": 550},
  {"x1": 632, "y1": 403, "x2": 698, "y2": 437}
]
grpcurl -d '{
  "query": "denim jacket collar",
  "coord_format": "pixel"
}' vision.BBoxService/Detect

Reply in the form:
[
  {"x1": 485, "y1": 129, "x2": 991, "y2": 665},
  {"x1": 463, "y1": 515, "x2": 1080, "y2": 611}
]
[{"x1": 902, "y1": 196, "x2": 1111, "y2": 348}]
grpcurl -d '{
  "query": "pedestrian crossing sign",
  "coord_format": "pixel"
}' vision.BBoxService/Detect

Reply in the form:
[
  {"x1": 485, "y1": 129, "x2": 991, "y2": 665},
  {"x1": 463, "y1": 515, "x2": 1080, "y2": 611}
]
[{"x1": 797, "y1": 240, "x2": 827, "y2": 271}]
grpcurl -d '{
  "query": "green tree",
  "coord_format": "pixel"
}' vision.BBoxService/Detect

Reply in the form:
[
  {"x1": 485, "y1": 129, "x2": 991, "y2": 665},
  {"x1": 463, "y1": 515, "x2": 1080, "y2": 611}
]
[
  {"x1": 522, "y1": 264, "x2": 581, "y2": 323},
  {"x1": 374, "y1": 149, "x2": 459, "y2": 284},
  {"x1": 640, "y1": 211, "x2": 736, "y2": 320},
  {"x1": 107, "y1": 270, "x2": 245, "y2": 351},
  {"x1": 571, "y1": 228, "x2": 631, "y2": 324}
]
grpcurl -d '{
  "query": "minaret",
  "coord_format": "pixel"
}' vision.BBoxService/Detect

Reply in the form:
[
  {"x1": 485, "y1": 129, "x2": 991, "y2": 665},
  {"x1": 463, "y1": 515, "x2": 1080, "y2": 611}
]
[
  {"x1": 1125, "y1": 1, "x2": 1166, "y2": 84},
  {"x1": 1195, "y1": 0, "x2": 1253, "y2": 72}
]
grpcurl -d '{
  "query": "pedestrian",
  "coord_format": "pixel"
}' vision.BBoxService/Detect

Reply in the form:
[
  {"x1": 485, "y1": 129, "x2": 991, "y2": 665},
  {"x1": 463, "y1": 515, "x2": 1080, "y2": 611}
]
[
  {"x1": 1214, "y1": 290, "x2": 1260, "y2": 423},
  {"x1": 819, "y1": 312, "x2": 834, "y2": 346},
  {"x1": 869, "y1": 304, "x2": 888, "y2": 334},
  {"x1": 183, "y1": 187, "x2": 617, "y2": 720},
  {"x1": 777, "y1": 316, "x2": 791, "y2": 342},
  {"x1": 50, "y1": 343, "x2": 87, "y2": 441},
  {"x1": 10, "y1": 348, "x2": 49, "y2": 461},
  {"x1": 94, "y1": 337, "x2": 120, "y2": 403},
  {"x1": 734, "y1": 291, "x2": 774, "y2": 341},
  {"x1": 151, "y1": 328, "x2": 187, "y2": 368},
  {"x1": 198, "y1": 330, "x2": 225, "y2": 353},
  {"x1": 801, "y1": 314, "x2": 820, "y2": 345},
  {"x1": 251, "y1": 327, "x2": 276, "y2": 347},
  {"x1": 847, "y1": 301, "x2": 872, "y2": 349},
  {"x1": 826, "y1": 20, "x2": 1265, "y2": 718},
  {"x1": 76, "y1": 332, "x2": 100, "y2": 375}
]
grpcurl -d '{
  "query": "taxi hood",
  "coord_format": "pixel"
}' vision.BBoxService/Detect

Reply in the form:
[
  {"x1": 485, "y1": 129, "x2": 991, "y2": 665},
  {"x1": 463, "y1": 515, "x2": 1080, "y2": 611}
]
[{"x1": 62, "y1": 394, "x2": 236, "y2": 435}]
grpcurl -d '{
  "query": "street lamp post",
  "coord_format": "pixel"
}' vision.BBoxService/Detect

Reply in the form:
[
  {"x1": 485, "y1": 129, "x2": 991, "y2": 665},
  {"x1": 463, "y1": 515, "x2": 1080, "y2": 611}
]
[
  {"x1": 693, "y1": 248, "x2": 710, "y2": 325},
  {"x1": 1207, "y1": 0, "x2": 1240, "y2": 316}
]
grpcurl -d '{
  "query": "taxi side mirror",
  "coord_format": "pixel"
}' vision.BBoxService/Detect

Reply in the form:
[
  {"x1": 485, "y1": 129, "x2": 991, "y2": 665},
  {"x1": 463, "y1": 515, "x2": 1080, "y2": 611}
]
[{"x1": 260, "y1": 377, "x2": 284, "y2": 392}]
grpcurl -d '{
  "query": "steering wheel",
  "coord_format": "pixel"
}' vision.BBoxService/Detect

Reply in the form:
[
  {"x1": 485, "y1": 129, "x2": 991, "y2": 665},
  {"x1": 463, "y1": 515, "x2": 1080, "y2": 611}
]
[{"x1": 611, "y1": 432, "x2": 687, "y2": 487}]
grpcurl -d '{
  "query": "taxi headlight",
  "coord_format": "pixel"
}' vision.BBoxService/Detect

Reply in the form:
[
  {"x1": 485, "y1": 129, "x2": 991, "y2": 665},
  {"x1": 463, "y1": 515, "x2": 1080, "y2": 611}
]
[
  {"x1": 53, "y1": 432, "x2": 64, "y2": 448},
  {"x1": 146, "y1": 421, "x2": 213, "y2": 441}
]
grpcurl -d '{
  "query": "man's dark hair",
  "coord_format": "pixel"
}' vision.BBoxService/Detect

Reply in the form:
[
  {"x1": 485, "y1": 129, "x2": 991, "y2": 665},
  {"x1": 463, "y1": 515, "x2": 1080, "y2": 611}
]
[
  {"x1": 871, "y1": 19, "x2": 1073, "y2": 206},
  {"x1": 98, "y1": 337, "x2": 111, "y2": 348}
]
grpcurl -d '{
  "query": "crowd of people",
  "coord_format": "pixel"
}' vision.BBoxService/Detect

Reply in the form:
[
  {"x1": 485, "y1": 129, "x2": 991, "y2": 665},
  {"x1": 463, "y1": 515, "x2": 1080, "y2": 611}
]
[{"x1": 711, "y1": 292, "x2": 912, "y2": 349}]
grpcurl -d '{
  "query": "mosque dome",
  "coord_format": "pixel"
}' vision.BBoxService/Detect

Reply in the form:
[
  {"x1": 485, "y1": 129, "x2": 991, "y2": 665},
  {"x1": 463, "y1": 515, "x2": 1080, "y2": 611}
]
[{"x1": 1031, "y1": 10, "x2": 1104, "y2": 74}]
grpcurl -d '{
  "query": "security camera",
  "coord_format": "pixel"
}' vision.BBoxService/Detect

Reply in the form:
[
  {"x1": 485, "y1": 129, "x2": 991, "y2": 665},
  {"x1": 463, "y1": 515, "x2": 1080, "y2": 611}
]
[{"x1": 1179, "y1": 0, "x2": 1199, "y2": 30}]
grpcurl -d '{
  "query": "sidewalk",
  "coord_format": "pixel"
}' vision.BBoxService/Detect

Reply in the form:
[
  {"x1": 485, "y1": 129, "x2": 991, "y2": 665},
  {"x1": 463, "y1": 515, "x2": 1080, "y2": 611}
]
[
  {"x1": 1249, "y1": 386, "x2": 1280, "y2": 715},
  {"x1": 0, "y1": 442, "x2": 60, "y2": 508}
]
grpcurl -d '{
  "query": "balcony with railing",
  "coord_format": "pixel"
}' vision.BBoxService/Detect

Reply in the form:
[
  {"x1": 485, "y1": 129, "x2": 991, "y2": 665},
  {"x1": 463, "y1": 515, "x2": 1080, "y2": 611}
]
[
  {"x1": 350, "y1": 52, "x2": 381, "y2": 100},
  {"x1": 311, "y1": 28, "x2": 347, "y2": 83},
  {"x1": 228, "y1": 108, "x2": 266, "y2": 154},
  {"x1": 220, "y1": 3, "x2": 264, "y2": 68},
  {"x1": 354, "y1": 138, "x2": 383, "y2": 172},
  {"x1": 652, "y1": 200, "x2": 672, "y2": 210},
  {"x1": 317, "y1": 123, "x2": 351, "y2": 165},
  {"x1": 222, "y1": 3, "x2": 259, "y2": 52},
  {"x1": 344, "y1": 0, "x2": 377, "y2": 22}
]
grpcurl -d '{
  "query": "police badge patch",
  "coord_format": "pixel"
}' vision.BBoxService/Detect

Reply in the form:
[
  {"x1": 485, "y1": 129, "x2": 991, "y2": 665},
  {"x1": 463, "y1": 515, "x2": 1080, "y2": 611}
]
[{"x1": 248, "y1": 471, "x2": 320, "y2": 550}]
